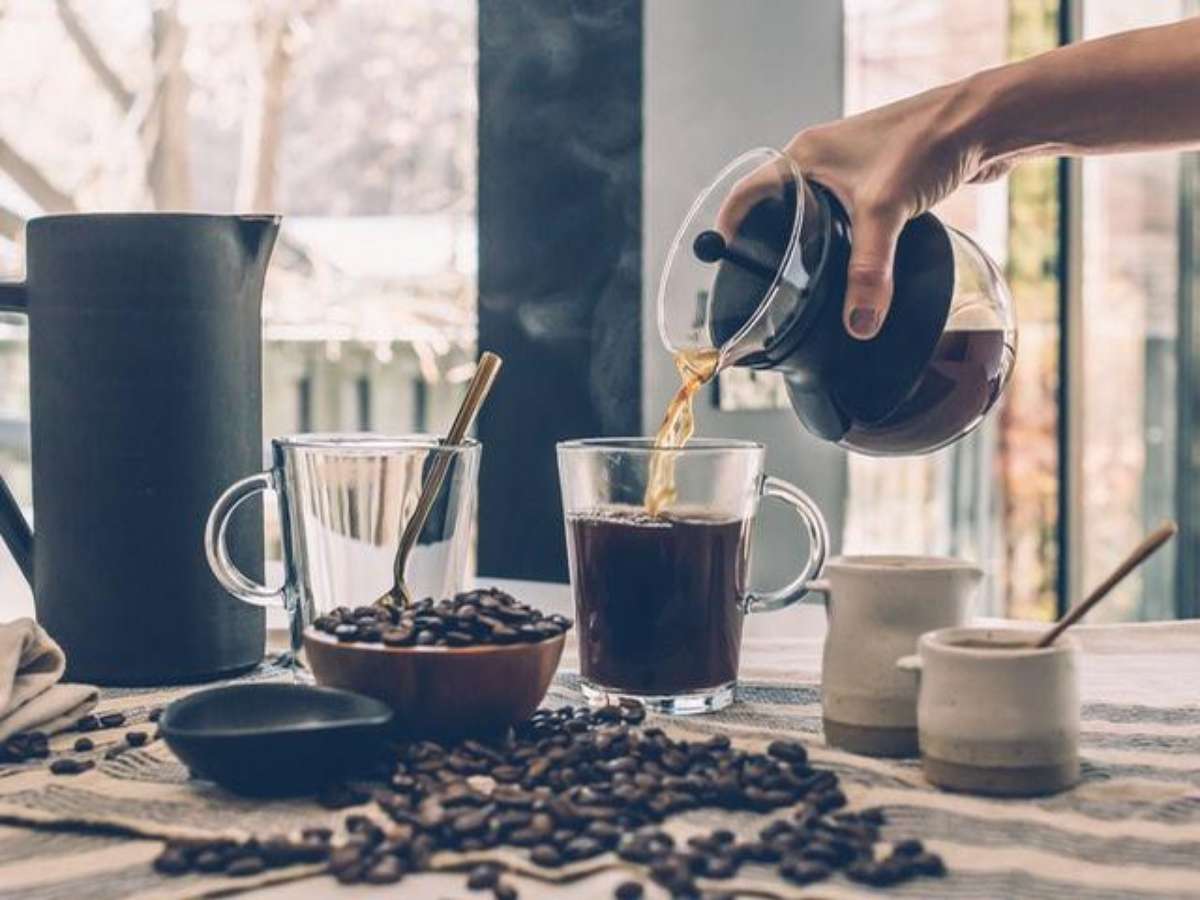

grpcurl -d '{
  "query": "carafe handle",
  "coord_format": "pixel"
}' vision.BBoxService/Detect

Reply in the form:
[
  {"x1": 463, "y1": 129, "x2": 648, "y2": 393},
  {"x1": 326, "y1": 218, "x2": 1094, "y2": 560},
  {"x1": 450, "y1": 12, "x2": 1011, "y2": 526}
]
[
  {"x1": 0, "y1": 281, "x2": 32, "y2": 584},
  {"x1": 204, "y1": 469, "x2": 286, "y2": 607},
  {"x1": 742, "y1": 476, "x2": 828, "y2": 614}
]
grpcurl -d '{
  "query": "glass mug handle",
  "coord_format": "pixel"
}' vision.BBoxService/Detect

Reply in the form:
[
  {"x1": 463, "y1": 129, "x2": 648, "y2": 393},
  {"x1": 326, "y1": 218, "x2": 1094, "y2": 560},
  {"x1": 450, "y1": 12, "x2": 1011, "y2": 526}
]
[
  {"x1": 742, "y1": 476, "x2": 829, "y2": 614},
  {"x1": 204, "y1": 470, "x2": 286, "y2": 608}
]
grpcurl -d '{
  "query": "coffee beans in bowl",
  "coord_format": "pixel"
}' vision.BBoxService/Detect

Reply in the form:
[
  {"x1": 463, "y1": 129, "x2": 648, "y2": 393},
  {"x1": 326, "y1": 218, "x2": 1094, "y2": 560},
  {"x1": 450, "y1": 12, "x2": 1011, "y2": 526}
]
[
  {"x1": 304, "y1": 588, "x2": 570, "y2": 738},
  {"x1": 308, "y1": 588, "x2": 573, "y2": 648}
]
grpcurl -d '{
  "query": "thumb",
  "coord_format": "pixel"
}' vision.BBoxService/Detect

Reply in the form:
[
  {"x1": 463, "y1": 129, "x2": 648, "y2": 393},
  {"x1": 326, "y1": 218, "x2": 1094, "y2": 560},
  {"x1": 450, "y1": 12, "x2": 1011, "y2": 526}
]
[{"x1": 843, "y1": 206, "x2": 904, "y2": 340}]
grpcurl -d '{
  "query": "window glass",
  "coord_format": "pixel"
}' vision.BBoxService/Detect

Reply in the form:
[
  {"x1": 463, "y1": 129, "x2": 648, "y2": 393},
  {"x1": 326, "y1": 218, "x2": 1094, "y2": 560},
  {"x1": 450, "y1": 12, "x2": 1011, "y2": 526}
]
[
  {"x1": 1078, "y1": 1, "x2": 1184, "y2": 621},
  {"x1": 0, "y1": 0, "x2": 476, "y2": 606}
]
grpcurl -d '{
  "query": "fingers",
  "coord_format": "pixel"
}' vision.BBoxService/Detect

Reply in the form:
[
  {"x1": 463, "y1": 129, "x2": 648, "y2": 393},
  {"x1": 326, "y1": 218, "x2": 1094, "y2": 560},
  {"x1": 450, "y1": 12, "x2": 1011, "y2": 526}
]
[
  {"x1": 714, "y1": 160, "x2": 788, "y2": 239},
  {"x1": 843, "y1": 204, "x2": 905, "y2": 341}
]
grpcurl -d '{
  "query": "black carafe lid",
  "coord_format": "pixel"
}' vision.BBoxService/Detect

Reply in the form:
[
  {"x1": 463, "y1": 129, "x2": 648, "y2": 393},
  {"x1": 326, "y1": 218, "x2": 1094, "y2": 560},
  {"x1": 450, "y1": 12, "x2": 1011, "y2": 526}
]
[{"x1": 703, "y1": 183, "x2": 955, "y2": 438}]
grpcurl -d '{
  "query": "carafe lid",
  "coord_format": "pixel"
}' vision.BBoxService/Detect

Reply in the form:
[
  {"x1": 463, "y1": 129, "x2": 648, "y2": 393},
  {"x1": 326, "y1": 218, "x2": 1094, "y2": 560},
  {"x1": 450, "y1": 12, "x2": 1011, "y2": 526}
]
[{"x1": 657, "y1": 149, "x2": 816, "y2": 367}]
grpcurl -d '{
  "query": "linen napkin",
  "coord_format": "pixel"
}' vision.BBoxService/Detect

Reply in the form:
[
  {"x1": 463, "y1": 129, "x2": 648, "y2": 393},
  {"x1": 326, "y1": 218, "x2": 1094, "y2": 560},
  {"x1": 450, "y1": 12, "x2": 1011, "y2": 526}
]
[{"x1": 0, "y1": 618, "x2": 97, "y2": 741}]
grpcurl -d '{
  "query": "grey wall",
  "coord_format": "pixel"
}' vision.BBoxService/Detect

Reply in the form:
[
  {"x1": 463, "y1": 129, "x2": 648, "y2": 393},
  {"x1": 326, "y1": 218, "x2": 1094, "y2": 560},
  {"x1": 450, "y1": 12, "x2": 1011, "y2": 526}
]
[
  {"x1": 478, "y1": 0, "x2": 642, "y2": 580},
  {"x1": 642, "y1": 0, "x2": 848, "y2": 584}
]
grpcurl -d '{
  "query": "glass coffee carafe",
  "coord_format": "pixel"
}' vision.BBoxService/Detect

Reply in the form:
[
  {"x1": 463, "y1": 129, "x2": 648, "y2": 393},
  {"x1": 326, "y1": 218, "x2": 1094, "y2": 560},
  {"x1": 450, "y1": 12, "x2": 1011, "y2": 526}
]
[{"x1": 658, "y1": 148, "x2": 1016, "y2": 455}]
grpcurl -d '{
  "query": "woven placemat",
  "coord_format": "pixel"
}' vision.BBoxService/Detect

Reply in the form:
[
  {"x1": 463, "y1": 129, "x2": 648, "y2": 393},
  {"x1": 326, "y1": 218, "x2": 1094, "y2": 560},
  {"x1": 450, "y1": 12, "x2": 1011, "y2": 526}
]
[{"x1": 2, "y1": 652, "x2": 1200, "y2": 899}]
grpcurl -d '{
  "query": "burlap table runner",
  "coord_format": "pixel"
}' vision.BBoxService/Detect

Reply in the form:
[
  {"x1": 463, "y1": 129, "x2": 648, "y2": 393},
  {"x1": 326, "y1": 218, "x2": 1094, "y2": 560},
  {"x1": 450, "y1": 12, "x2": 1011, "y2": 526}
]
[{"x1": 1, "y1": 624, "x2": 1200, "y2": 899}]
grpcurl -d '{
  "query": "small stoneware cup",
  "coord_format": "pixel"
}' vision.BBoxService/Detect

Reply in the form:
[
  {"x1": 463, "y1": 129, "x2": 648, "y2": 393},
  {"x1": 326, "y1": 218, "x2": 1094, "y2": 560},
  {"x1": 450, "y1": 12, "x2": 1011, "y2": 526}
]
[
  {"x1": 898, "y1": 624, "x2": 1081, "y2": 797},
  {"x1": 818, "y1": 556, "x2": 981, "y2": 757}
]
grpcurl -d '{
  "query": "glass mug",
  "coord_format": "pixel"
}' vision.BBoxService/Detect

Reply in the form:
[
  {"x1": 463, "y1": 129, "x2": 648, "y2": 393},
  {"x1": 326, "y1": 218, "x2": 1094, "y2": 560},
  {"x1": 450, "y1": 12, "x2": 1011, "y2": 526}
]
[
  {"x1": 557, "y1": 438, "x2": 828, "y2": 714},
  {"x1": 205, "y1": 434, "x2": 479, "y2": 657}
]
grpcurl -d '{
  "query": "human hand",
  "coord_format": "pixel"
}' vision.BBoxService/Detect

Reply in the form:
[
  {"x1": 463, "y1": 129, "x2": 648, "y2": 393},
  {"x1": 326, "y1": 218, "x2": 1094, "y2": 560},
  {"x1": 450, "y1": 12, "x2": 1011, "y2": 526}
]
[{"x1": 719, "y1": 80, "x2": 1005, "y2": 340}]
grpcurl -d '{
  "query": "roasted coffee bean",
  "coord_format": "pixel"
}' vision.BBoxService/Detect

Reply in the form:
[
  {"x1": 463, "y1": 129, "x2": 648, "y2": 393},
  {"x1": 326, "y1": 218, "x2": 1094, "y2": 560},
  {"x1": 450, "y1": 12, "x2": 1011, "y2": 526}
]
[
  {"x1": 614, "y1": 882, "x2": 644, "y2": 900},
  {"x1": 49, "y1": 758, "x2": 93, "y2": 775},
  {"x1": 453, "y1": 807, "x2": 493, "y2": 836},
  {"x1": 382, "y1": 627, "x2": 415, "y2": 646},
  {"x1": 698, "y1": 855, "x2": 738, "y2": 879},
  {"x1": 99, "y1": 712, "x2": 126, "y2": 728},
  {"x1": 563, "y1": 836, "x2": 604, "y2": 861},
  {"x1": 816, "y1": 789, "x2": 847, "y2": 813},
  {"x1": 529, "y1": 844, "x2": 563, "y2": 867},
  {"x1": 75, "y1": 715, "x2": 99, "y2": 733},
  {"x1": 800, "y1": 841, "x2": 842, "y2": 867},
  {"x1": 736, "y1": 840, "x2": 781, "y2": 864},
  {"x1": 910, "y1": 852, "x2": 947, "y2": 877},
  {"x1": 153, "y1": 847, "x2": 190, "y2": 875},
  {"x1": 584, "y1": 820, "x2": 621, "y2": 847},
  {"x1": 892, "y1": 838, "x2": 924, "y2": 857},
  {"x1": 780, "y1": 859, "x2": 832, "y2": 885},
  {"x1": 466, "y1": 863, "x2": 501, "y2": 890},
  {"x1": 648, "y1": 857, "x2": 694, "y2": 895},
  {"x1": 334, "y1": 624, "x2": 360, "y2": 642},
  {"x1": 226, "y1": 855, "x2": 266, "y2": 877},
  {"x1": 493, "y1": 884, "x2": 518, "y2": 900},
  {"x1": 766, "y1": 740, "x2": 808, "y2": 765},
  {"x1": 73, "y1": 737, "x2": 94, "y2": 752},
  {"x1": 126, "y1": 730, "x2": 149, "y2": 747},
  {"x1": 194, "y1": 849, "x2": 228, "y2": 873},
  {"x1": 364, "y1": 855, "x2": 405, "y2": 884}
]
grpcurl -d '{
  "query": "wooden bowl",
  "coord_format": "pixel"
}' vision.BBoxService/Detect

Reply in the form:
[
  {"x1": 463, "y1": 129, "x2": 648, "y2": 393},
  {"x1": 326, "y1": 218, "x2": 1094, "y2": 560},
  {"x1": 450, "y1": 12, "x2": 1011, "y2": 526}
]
[{"x1": 303, "y1": 629, "x2": 565, "y2": 739}]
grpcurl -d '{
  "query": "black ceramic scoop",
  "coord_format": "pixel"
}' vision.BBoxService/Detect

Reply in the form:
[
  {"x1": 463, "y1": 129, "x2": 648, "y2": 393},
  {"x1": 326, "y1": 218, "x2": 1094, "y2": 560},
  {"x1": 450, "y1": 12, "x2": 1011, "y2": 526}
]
[{"x1": 160, "y1": 683, "x2": 394, "y2": 796}]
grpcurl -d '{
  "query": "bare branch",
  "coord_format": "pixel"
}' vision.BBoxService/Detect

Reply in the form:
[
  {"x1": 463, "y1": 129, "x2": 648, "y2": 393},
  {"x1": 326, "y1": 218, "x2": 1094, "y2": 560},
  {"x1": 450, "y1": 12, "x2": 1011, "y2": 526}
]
[
  {"x1": 53, "y1": 0, "x2": 135, "y2": 111},
  {"x1": 0, "y1": 204, "x2": 23, "y2": 242},
  {"x1": 0, "y1": 136, "x2": 76, "y2": 212}
]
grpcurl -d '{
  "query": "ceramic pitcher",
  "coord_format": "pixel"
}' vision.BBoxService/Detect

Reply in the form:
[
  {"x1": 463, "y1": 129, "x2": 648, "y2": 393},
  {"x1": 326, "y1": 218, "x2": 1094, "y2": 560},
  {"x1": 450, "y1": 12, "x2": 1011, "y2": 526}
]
[
  {"x1": 0, "y1": 213, "x2": 279, "y2": 685},
  {"x1": 817, "y1": 555, "x2": 981, "y2": 757}
]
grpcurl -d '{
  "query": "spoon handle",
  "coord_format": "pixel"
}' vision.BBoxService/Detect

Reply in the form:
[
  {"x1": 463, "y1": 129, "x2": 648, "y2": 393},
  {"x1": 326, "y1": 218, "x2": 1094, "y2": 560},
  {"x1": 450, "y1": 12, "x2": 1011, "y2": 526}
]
[
  {"x1": 1036, "y1": 520, "x2": 1177, "y2": 648},
  {"x1": 392, "y1": 353, "x2": 503, "y2": 588}
]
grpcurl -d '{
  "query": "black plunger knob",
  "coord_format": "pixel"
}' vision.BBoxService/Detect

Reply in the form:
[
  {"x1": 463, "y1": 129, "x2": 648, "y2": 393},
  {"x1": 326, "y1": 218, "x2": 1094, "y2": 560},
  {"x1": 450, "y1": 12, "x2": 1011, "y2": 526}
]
[
  {"x1": 693, "y1": 229, "x2": 778, "y2": 282},
  {"x1": 693, "y1": 230, "x2": 727, "y2": 263}
]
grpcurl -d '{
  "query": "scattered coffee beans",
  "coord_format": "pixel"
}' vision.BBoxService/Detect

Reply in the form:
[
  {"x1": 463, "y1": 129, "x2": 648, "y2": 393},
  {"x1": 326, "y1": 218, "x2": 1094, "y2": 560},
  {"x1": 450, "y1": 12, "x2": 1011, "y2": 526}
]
[
  {"x1": 0, "y1": 731, "x2": 48, "y2": 763},
  {"x1": 49, "y1": 758, "x2": 94, "y2": 776},
  {"x1": 126, "y1": 730, "x2": 149, "y2": 748},
  {"x1": 99, "y1": 712, "x2": 126, "y2": 728},
  {"x1": 309, "y1": 588, "x2": 573, "y2": 649},
  {"x1": 73, "y1": 737, "x2": 94, "y2": 753},
  {"x1": 148, "y1": 701, "x2": 944, "y2": 894}
]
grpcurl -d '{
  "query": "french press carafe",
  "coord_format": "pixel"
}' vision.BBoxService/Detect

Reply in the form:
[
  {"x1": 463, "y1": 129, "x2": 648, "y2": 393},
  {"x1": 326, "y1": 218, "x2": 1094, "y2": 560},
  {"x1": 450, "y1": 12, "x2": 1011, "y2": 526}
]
[{"x1": 658, "y1": 148, "x2": 1016, "y2": 455}]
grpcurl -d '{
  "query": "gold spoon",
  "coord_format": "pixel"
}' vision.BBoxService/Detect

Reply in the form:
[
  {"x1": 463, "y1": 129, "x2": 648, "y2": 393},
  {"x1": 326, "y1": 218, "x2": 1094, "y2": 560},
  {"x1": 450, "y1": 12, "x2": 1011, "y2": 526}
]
[
  {"x1": 375, "y1": 352, "x2": 502, "y2": 610},
  {"x1": 1036, "y1": 520, "x2": 1178, "y2": 648}
]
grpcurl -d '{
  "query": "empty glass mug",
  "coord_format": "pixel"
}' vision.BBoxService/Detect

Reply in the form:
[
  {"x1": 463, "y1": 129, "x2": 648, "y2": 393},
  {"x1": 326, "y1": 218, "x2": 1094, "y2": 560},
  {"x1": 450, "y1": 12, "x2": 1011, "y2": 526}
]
[
  {"x1": 557, "y1": 438, "x2": 828, "y2": 713},
  {"x1": 206, "y1": 434, "x2": 479, "y2": 657}
]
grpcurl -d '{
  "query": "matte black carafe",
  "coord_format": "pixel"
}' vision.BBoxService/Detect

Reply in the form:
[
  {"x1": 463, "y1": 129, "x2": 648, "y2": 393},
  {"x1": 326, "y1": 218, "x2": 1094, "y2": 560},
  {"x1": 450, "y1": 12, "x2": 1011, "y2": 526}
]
[
  {"x1": 658, "y1": 148, "x2": 1016, "y2": 456},
  {"x1": 0, "y1": 214, "x2": 279, "y2": 685}
]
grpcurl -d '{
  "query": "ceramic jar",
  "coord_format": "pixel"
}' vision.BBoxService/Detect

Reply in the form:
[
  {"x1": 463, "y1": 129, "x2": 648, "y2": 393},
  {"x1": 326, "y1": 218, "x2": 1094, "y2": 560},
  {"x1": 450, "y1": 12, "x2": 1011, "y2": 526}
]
[{"x1": 899, "y1": 624, "x2": 1081, "y2": 796}]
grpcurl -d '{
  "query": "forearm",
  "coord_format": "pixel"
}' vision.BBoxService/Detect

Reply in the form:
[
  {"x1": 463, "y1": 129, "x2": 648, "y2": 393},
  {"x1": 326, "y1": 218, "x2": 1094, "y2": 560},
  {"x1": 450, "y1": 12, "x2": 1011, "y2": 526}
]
[{"x1": 961, "y1": 17, "x2": 1200, "y2": 166}]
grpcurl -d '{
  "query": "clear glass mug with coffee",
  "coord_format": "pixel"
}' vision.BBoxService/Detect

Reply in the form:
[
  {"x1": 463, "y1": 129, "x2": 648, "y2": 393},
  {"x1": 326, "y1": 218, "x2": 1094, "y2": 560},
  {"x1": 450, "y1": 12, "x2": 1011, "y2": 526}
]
[
  {"x1": 557, "y1": 438, "x2": 828, "y2": 714},
  {"x1": 658, "y1": 148, "x2": 1017, "y2": 455}
]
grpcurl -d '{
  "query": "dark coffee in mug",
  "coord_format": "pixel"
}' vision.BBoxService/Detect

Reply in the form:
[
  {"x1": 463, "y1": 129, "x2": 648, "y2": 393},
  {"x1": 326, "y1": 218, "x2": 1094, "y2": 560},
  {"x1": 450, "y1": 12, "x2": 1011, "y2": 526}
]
[{"x1": 566, "y1": 508, "x2": 748, "y2": 695}]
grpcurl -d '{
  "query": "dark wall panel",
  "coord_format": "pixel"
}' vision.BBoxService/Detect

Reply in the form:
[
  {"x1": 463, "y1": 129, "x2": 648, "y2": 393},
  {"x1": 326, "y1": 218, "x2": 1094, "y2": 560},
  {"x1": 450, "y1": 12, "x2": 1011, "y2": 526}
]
[{"x1": 477, "y1": 0, "x2": 643, "y2": 581}]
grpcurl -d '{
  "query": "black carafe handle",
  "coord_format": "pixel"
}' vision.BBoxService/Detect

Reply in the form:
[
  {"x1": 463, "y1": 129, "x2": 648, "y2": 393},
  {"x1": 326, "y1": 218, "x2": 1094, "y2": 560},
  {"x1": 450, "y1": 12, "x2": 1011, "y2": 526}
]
[{"x1": 0, "y1": 282, "x2": 32, "y2": 584}]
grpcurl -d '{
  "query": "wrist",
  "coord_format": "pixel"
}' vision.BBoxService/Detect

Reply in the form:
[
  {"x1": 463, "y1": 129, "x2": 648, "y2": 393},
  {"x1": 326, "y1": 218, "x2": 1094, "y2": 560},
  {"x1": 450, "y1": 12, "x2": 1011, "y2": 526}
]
[{"x1": 949, "y1": 64, "x2": 1027, "y2": 167}]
